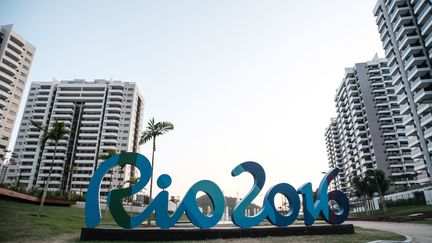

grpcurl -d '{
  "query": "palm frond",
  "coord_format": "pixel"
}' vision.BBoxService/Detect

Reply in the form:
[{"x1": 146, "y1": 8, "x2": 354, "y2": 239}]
[
  {"x1": 50, "y1": 119, "x2": 69, "y2": 143},
  {"x1": 99, "y1": 149, "x2": 117, "y2": 160},
  {"x1": 156, "y1": 121, "x2": 174, "y2": 134},
  {"x1": 29, "y1": 118, "x2": 47, "y2": 132},
  {"x1": 139, "y1": 131, "x2": 153, "y2": 145},
  {"x1": 139, "y1": 118, "x2": 174, "y2": 145},
  {"x1": 39, "y1": 132, "x2": 50, "y2": 147}
]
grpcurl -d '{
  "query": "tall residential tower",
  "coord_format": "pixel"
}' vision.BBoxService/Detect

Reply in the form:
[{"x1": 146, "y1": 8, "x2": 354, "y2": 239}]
[
  {"x1": 0, "y1": 24, "x2": 35, "y2": 162},
  {"x1": 4, "y1": 79, "x2": 144, "y2": 195},
  {"x1": 374, "y1": 0, "x2": 432, "y2": 184},
  {"x1": 326, "y1": 57, "x2": 415, "y2": 196}
]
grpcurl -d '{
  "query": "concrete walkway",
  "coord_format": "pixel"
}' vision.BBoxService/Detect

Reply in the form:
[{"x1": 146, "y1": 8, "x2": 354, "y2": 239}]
[{"x1": 346, "y1": 221, "x2": 432, "y2": 243}]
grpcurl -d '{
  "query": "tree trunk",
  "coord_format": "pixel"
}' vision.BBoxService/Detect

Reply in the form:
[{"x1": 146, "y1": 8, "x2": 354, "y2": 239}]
[
  {"x1": 362, "y1": 196, "x2": 369, "y2": 215},
  {"x1": 37, "y1": 143, "x2": 57, "y2": 217},
  {"x1": 66, "y1": 164, "x2": 74, "y2": 200},
  {"x1": 380, "y1": 194, "x2": 387, "y2": 213},
  {"x1": 147, "y1": 137, "x2": 156, "y2": 227},
  {"x1": 104, "y1": 170, "x2": 114, "y2": 219}
]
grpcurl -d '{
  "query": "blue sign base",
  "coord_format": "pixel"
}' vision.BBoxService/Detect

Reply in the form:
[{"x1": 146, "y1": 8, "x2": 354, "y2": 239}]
[{"x1": 80, "y1": 224, "x2": 354, "y2": 241}]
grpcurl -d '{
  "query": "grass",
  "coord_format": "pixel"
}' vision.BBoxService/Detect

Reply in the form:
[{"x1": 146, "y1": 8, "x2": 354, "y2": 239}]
[
  {"x1": 0, "y1": 199, "x2": 405, "y2": 242},
  {"x1": 350, "y1": 204, "x2": 432, "y2": 217},
  {"x1": 408, "y1": 218, "x2": 432, "y2": 225}
]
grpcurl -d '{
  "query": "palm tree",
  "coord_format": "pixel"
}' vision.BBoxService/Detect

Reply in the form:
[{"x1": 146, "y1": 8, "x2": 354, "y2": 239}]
[
  {"x1": 352, "y1": 176, "x2": 372, "y2": 214},
  {"x1": 367, "y1": 169, "x2": 390, "y2": 213},
  {"x1": 31, "y1": 119, "x2": 69, "y2": 217},
  {"x1": 125, "y1": 175, "x2": 140, "y2": 215},
  {"x1": 139, "y1": 118, "x2": 174, "y2": 226},
  {"x1": 98, "y1": 149, "x2": 117, "y2": 218}
]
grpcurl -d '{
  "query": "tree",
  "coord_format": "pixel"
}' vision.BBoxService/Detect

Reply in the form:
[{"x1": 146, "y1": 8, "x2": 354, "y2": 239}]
[
  {"x1": 30, "y1": 119, "x2": 69, "y2": 217},
  {"x1": 351, "y1": 175, "x2": 375, "y2": 214},
  {"x1": 125, "y1": 175, "x2": 140, "y2": 215},
  {"x1": 98, "y1": 149, "x2": 117, "y2": 218},
  {"x1": 367, "y1": 169, "x2": 390, "y2": 213},
  {"x1": 139, "y1": 118, "x2": 174, "y2": 226}
]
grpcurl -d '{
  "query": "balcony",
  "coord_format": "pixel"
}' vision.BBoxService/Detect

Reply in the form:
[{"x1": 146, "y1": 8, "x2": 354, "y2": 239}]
[
  {"x1": 413, "y1": 0, "x2": 427, "y2": 14},
  {"x1": 400, "y1": 103, "x2": 411, "y2": 115},
  {"x1": 401, "y1": 35, "x2": 420, "y2": 51},
  {"x1": 411, "y1": 66, "x2": 430, "y2": 82},
  {"x1": 391, "y1": 5, "x2": 411, "y2": 22},
  {"x1": 411, "y1": 77, "x2": 432, "y2": 93},
  {"x1": 424, "y1": 127, "x2": 432, "y2": 139},
  {"x1": 394, "y1": 83, "x2": 405, "y2": 95},
  {"x1": 408, "y1": 136, "x2": 420, "y2": 147},
  {"x1": 6, "y1": 41, "x2": 23, "y2": 55},
  {"x1": 425, "y1": 33, "x2": 432, "y2": 48},
  {"x1": 395, "y1": 24, "x2": 416, "y2": 41},
  {"x1": 396, "y1": 94, "x2": 407, "y2": 105},
  {"x1": 411, "y1": 147, "x2": 423, "y2": 159},
  {"x1": 421, "y1": 113, "x2": 432, "y2": 127},
  {"x1": 418, "y1": 4, "x2": 432, "y2": 25},
  {"x1": 402, "y1": 45, "x2": 422, "y2": 60},
  {"x1": 0, "y1": 62, "x2": 16, "y2": 76},
  {"x1": 393, "y1": 15, "x2": 413, "y2": 32},
  {"x1": 421, "y1": 16, "x2": 432, "y2": 36},
  {"x1": 405, "y1": 125, "x2": 417, "y2": 136},
  {"x1": 414, "y1": 89, "x2": 432, "y2": 103},
  {"x1": 2, "y1": 55, "x2": 19, "y2": 69},
  {"x1": 414, "y1": 158, "x2": 427, "y2": 171},
  {"x1": 405, "y1": 55, "x2": 426, "y2": 69},
  {"x1": 417, "y1": 103, "x2": 432, "y2": 115},
  {"x1": 51, "y1": 113, "x2": 73, "y2": 120}
]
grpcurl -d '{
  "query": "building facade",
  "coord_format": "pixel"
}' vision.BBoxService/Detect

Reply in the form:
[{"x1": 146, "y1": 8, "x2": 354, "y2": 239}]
[
  {"x1": 0, "y1": 24, "x2": 36, "y2": 163},
  {"x1": 326, "y1": 57, "x2": 416, "y2": 196},
  {"x1": 4, "y1": 79, "x2": 144, "y2": 195},
  {"x1": 324, "y1": 118, "x2": 344, "y2": 192},
  {"x1": 374, "y1": 0, "x2": 432, "y2": 185}
]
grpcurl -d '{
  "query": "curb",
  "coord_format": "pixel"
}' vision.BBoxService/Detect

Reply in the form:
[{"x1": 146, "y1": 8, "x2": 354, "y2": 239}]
[{"x1": 367, "y1": 232, "x2": 412, "y2": 243}]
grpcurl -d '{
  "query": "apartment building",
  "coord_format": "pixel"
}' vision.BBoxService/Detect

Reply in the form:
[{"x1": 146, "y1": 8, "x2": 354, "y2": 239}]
[
  {"x1": 4, "y1": 79, "x2": 144, "y2": 195},
  {"x1": 324, "y1": 118, "x2": 344, "y2": 192},
  {"x1": 326, "y1": 56, "x2": 415, "y2": 196},
  {"x1": 373, "y1": 0, "x2": 432, "y2": 185},
  {"x1": 0, "y1": 24, "x2": 36, "y2": 163}
]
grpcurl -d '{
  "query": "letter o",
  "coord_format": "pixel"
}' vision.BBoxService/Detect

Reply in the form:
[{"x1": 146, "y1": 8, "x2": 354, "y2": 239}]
[
  {"x1": 182, "y1": 180, "x2": 225, "y2": 229},
  {"x1": 321, "y1": 190, "x2": 349, "y2": 224},
  {"x1": 264, "y1": 183, "x2": 300, "y2": 227}
]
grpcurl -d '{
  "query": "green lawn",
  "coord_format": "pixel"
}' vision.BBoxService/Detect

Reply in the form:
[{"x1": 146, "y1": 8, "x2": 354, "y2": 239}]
[
  {"x1": 350, "y1": 204, "x2": 432, "y2": 217},
  {"x1": 0, "y1": 199, "x2": 405, "y2": 242}
]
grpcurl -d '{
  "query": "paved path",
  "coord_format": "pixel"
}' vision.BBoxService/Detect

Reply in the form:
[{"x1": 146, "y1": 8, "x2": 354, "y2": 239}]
[{"x1": 346, "y1": 221, "x2": 432, "y2": 243}]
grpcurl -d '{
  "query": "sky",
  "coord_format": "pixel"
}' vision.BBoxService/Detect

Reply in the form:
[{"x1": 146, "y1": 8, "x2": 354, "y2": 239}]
[{"x1": 0, "y1": 0, "x2": 384, "y2": 205}]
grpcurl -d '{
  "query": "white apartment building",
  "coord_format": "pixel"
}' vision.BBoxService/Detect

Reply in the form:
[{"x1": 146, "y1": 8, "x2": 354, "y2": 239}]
[
  {"x1": 324, "y1": 118, "x2": 344, "y2": 192},
  {"x1": 0, "y1": 24, "x2": 35, "y2": 163},
  {"x1": 374, "y1": 0, "x2": 432, "y2": 185},
  {"x1": 4, "y1": 79, "x2": 144, "y2": 196},
  {"x1": 326, "y1": 57, "x2": 415, "y2": 196}
]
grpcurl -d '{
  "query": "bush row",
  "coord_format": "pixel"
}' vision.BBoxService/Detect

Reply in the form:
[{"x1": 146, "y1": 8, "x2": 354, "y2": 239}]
[{"x1": 0, "y1": 183, "x2": 85, "y2": 201}]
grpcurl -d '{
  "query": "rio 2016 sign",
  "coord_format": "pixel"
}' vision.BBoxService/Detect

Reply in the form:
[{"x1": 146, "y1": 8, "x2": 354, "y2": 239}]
[{"x1": 85, "y1": 153, "x2": 349, "y2": 229}]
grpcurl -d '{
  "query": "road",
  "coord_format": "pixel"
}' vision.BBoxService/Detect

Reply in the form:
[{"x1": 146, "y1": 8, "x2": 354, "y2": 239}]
[{"x1": 346, "y1": 221, "x2": 432, "y2": 243}]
